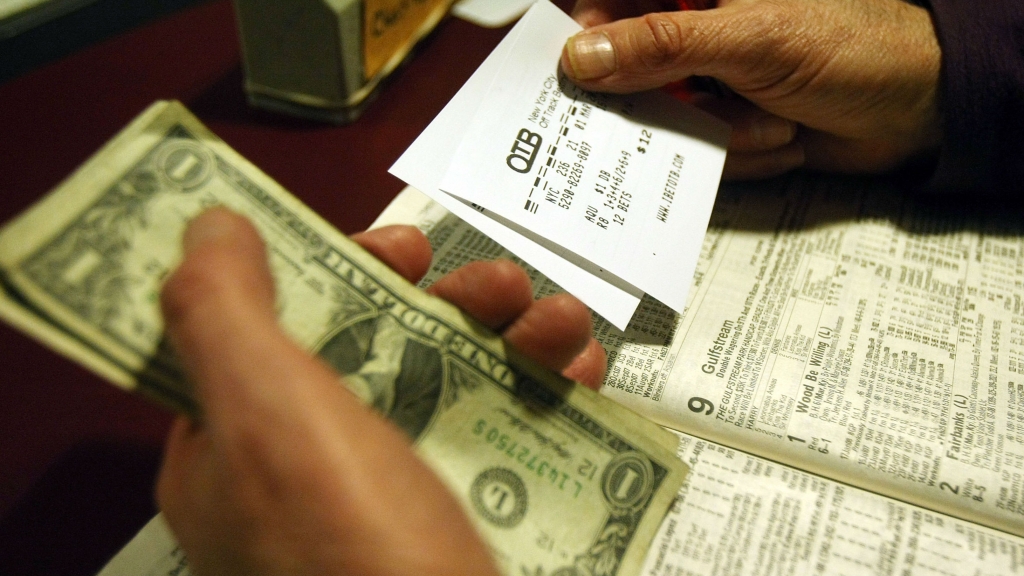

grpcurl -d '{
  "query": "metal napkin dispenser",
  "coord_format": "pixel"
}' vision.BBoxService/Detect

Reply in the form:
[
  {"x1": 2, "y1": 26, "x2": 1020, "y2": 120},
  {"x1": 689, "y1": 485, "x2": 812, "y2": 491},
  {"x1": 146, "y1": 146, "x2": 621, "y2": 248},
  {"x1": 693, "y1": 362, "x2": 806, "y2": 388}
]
[{"x1": 233, "y1": 0, "x2": 454, "y2": 123}]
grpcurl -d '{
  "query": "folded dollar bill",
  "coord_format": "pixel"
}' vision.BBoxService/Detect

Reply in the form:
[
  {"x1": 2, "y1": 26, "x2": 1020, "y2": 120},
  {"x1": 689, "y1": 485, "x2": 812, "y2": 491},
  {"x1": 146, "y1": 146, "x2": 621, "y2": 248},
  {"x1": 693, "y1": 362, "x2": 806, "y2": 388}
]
[{"x1": 0, "y1": 101, "x2": 686, "y2": 576}]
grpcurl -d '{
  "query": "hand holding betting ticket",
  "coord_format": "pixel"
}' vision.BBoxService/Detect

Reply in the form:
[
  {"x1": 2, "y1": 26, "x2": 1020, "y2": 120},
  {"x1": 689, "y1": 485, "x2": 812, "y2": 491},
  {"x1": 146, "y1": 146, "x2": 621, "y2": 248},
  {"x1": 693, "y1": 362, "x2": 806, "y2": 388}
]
[{"x1": 394, "y1": 0, "x2": 729, "y2": 328}]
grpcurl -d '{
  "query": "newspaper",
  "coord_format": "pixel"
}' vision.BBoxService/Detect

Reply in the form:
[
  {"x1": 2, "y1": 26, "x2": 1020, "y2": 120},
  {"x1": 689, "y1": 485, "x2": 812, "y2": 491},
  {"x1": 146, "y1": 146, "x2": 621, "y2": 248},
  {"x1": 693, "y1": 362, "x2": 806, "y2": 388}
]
[{"x1": 587, "y1": 176, "x2": 1024, "y2": 537}]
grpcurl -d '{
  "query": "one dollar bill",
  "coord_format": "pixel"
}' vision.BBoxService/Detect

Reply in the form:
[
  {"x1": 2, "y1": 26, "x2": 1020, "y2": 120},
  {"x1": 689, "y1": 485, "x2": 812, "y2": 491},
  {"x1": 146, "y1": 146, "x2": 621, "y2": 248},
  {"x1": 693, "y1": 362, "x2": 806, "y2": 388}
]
[{"x1": 0, "y1": 101, "x2": 686, "y2": 576}]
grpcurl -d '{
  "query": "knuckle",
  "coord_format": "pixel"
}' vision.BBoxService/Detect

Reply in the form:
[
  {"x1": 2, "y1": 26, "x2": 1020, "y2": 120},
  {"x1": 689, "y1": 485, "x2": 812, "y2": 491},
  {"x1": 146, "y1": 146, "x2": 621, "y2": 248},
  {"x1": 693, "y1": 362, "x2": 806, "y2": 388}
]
[
  {"x1": 729, "y1": 3, "x2": 814, "y2": 91},
  {"x1": 489, "y1": 259, "x2": 532, "y2": 291},
  {"x1": 635, "y1": 13, "x2": 687, "y2": 70},
  {"x1": 746, "y1": 0, "x2": 798, "y2": 38},
  {"x1": 544, "y1": 293, "x2": 593, "y2": 340},
  {"x1": 224, "y1": 425, "x2": 276, "y2": 473},
  {"x1": 742, "y1": 6, "x2": 794, "y2": 61}
]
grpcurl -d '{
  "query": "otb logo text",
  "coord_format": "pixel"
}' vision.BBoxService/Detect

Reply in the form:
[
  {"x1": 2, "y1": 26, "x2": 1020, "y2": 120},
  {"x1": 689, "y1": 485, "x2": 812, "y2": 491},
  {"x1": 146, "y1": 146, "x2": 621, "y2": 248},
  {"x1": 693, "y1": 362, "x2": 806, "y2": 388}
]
[{"x1": 506, "y1": 129, "x2": 542, "y2": 174}]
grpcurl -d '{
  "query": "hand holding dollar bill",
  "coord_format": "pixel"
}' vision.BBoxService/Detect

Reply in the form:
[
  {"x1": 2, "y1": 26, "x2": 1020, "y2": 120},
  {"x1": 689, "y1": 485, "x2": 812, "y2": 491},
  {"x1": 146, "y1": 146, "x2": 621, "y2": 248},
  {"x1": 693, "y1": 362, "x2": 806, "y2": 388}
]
[
  {"x1": 0, "y1": 101, "x2": 686, "y2": 576},
  {"x1": 155, "y1": 206, "x2": 508, "y2": 576}
]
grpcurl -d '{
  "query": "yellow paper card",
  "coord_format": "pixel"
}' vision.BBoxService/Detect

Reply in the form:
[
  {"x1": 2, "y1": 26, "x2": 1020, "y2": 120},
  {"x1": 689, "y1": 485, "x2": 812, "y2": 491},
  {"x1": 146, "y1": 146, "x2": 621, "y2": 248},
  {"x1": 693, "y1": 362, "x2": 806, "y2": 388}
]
[{"x1": 363, "y1": 0, "x2": 451, "y2": 80}]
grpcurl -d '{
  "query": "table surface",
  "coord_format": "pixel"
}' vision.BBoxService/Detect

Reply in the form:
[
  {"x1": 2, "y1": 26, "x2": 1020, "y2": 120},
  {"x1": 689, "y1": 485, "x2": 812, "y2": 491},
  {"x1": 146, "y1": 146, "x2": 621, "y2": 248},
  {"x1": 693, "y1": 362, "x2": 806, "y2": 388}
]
[{"x1": 0, "y1": 2, "x2": 529, "y2": 573}]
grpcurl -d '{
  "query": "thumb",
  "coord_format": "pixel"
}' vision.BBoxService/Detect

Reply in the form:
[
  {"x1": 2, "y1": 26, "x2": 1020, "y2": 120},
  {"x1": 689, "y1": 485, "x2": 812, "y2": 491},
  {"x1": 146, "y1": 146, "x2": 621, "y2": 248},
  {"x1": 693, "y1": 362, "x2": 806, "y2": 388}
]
[
  {"x1": 159, "y1": 208, "x2": 330, "y2": 427},
  {"x1": 561, "y1": 5, "x2": 779, "y2": 94},
  {"x1": 160, "y1": 208, "x2": 410, "y2": 443}
]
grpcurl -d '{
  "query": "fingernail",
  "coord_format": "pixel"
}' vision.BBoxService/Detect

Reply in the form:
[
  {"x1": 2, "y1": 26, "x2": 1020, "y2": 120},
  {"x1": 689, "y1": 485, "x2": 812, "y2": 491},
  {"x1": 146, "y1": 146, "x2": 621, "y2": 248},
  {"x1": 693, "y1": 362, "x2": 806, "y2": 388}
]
[
  {"x1": 751, "y1": 117, "x2": 797, "y2": 148},
  {"x1": 183, "y1": 207, "x2": 234, "y2": 254},
  {"x1": 566, "y1": 32, "x2": 616, "y2": 80}
]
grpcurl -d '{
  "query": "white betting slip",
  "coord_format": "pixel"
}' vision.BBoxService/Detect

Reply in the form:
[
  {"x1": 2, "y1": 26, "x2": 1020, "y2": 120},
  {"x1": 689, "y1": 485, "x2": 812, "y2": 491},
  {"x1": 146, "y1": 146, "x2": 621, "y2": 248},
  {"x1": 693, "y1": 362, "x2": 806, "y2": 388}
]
[
  {"x1": 391, "y1": 0, "x2": 642, "y2": 329},
  {"x1": 391, "y1": 0, "x2": 729, "y2": 329}
]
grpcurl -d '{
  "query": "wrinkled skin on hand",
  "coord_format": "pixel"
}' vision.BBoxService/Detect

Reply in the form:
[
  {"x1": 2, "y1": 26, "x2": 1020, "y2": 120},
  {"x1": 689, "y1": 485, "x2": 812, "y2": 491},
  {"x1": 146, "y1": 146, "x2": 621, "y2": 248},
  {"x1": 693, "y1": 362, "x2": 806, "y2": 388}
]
[
  {"x1": 561, "y1": 0, "x2": 943, "y2": 180},
  {"x1": 156, "y1": 208, "x2": 606, "y2": 576}
]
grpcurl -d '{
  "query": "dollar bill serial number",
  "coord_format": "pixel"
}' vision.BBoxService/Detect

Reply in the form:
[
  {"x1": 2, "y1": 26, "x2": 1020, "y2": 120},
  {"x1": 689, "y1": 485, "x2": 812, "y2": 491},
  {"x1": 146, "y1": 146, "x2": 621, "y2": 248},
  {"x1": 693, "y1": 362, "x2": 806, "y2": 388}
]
[{"x1": 473, "y1": 419, "x2": 598, "y2": 498}]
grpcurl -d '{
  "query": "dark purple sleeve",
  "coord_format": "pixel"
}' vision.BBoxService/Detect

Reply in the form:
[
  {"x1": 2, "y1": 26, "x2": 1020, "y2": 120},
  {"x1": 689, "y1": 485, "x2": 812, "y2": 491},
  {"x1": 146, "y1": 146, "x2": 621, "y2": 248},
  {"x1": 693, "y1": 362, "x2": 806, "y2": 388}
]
[{"x1": 922, "y1": 0, "x2": 1024, "y2": 193}]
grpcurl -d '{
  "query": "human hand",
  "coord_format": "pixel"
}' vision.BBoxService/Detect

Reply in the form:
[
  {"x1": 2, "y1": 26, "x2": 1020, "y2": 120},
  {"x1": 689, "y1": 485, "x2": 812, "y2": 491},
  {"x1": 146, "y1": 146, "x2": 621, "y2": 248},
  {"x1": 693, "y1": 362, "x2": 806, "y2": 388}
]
[
  {"x1": 561, "y1": 0, "x2": 943, "y2": 180},
  {"x1": 156, "y1": 207, "x2": 606, "y2": 576}
]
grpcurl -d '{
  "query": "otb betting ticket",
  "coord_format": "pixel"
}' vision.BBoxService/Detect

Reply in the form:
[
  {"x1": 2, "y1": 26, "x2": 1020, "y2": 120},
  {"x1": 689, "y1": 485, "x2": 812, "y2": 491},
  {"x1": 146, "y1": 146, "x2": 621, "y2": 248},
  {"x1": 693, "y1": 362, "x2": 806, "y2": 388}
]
[{"x1": 394, "y1": 0, "x2": 729, "y2": 328}]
